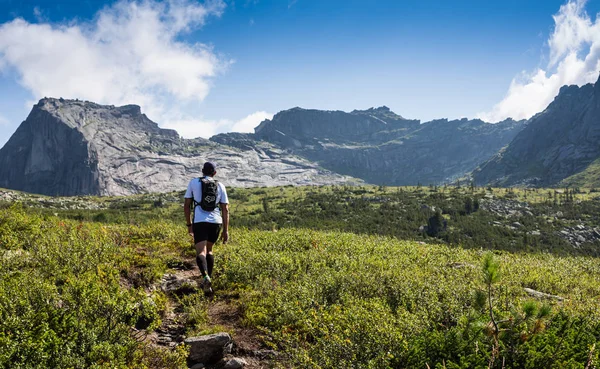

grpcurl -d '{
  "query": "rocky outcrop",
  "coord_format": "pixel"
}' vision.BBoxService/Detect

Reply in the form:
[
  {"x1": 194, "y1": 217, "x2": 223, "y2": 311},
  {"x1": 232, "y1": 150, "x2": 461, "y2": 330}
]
[
  {"x1": 185, "y1": 333, "x2": 232, "y2": 365},
  {"x1": 213, "y1": 107, "x2": 525, "y2": 185},
  {"x1": 474, "y1": 75, "x2": 600, "y2": 187},
  {"x1": 0, "y1": 98, "x2": 358, "y2": 196}
]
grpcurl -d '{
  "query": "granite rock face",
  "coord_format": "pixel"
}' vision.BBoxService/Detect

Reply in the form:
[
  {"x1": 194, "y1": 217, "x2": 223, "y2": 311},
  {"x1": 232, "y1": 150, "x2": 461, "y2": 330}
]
[
  {"x1": 474, "y1": 75, "x2": 600, "y2": 187},
  {"x1": 212, "y1": 106, "x2": 526, "y2": 185},
  {"x1": 0, "y1": 98, "x2": 358, "y2": 196}
]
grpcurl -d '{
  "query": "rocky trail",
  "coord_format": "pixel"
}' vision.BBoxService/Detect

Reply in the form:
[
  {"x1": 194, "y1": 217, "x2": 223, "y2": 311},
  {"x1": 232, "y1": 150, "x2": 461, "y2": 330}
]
[{"x1": 146, "y1": 260, "x2": 278, "y2": 369}]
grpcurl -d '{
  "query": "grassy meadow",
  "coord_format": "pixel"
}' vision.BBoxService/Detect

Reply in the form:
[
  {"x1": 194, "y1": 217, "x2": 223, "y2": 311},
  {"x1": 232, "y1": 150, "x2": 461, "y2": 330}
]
[{"x1": 1, "y1": 185, "x2": 599, "y2": 368}]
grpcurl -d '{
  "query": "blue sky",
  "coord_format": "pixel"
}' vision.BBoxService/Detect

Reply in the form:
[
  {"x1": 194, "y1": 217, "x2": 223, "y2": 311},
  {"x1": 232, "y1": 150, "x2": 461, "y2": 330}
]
[{"x1": 1, "y1": 0, "x2": 600, "y2": 146}]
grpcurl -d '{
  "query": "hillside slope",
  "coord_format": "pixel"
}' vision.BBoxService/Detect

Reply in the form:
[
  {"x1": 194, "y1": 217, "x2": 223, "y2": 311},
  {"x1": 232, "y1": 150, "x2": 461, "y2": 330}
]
[
  {"x1": 474, "y1": 76, "x2": 600, "y2": 187},
  {"x1": 0, "y1": 98, "x2": 357, "y2": 196}
]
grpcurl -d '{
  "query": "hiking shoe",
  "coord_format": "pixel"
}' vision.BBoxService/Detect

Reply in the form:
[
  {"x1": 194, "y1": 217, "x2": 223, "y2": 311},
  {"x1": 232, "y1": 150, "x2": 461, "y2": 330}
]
[{"x1": 202, "y1": 275, "x2": 212, "y2": 295}]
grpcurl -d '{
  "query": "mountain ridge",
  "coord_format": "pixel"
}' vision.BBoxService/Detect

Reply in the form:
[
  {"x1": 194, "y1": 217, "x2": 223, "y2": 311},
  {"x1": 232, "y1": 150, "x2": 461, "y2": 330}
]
[
  {"x1": 213, "y1": 106, "x2": 526, "y2": 186},
  {"x1": 0, "y1": 98, "x2": 358, "y2": 196},
  {"x1": 473, "y1": 75, "x2": 600, "y2": 187}
]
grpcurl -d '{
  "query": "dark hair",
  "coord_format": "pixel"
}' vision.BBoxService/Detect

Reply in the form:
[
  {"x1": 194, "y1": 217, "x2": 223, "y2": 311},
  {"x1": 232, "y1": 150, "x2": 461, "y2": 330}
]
[{"x1": 202, "y1": 162, "x2": 216, "y2": 176}]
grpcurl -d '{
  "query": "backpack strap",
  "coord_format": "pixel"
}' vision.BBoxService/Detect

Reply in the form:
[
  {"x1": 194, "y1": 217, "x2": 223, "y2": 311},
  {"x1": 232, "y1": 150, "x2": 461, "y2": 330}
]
[{"x1": 191, "y1": 177, "x2": 202, "y2": 223}]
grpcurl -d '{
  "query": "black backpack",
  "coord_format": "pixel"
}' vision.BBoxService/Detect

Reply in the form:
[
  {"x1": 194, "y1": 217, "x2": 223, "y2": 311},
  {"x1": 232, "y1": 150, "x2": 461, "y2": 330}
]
[{"x1": 194, "y1": 177, "x2": 219, "y2": 212}]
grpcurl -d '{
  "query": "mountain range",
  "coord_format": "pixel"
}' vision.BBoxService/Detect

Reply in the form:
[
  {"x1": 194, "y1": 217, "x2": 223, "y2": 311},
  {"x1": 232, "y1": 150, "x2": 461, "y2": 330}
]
[
  {"x1": 1, "y1": 76, "x2": 599, "y2": 196},
  {"x1": 213, "y1": 107, "x2": 525, "y2": 186}
]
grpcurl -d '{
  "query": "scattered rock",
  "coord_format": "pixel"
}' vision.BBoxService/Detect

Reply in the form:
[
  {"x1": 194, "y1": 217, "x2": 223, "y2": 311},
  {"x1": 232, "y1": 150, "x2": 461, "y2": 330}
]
[
  {"x1": 161, "y1": 274, "x2": 197, "y2": 295},
  {"x1": 556, "y1": 225, "x2": 600, "y2": 247},
  {"x1": 524, "y1": 288, "x2": 564, "y2": 301},
  {"x1": 157, "y1": 336, "x2": 173, "y2": 344},
  {"x1": 252, "y1": 349, "x2": 279, "y2": 360},
  {"x1": 480, "y1": 199, "x2": 532, "y2": 218},
  {"x1": 185, "y1": 333, "x2": 232, "y2": 365},
  {"x1": 223, "y1": 357, "x2": 247, "y2": 369},
  {"x1": 511, "y1": 222, "x2": 523, "y2": 228},
  {"x1": 190, "y1": 364, "x2": 205, "y2": 369}
]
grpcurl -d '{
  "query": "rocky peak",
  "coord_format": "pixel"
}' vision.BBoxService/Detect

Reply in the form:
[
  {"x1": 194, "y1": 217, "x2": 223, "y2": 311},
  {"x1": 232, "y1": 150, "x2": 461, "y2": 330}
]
[
  {"x1": 351, "y1": 106, "x2": 408, "y2": 121},
  {"x1": 0, "y1": 98, "x2": 357, "y2": 196},
  {"x1": 253, "y1": 106, "x2": 420, "y2": 147},
  {"x1": 34, "y1": 97, "x2": 178, "y2": 138},
  {"x1": 474, "y1": 75, "x2": 600, "y2": 187}
]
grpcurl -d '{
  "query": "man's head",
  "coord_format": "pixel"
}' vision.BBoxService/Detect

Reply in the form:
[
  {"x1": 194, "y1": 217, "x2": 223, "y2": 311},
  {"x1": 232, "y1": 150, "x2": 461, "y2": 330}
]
[{"x1": 202, "y1": 162, "x2": 216, "y2": 176}]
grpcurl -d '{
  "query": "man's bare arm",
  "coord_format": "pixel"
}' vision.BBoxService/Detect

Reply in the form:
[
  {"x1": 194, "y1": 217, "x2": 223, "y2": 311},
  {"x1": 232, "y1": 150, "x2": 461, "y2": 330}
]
[
  {"x1": 184, "y1": 198, "x2": 193, "y2": 236},
  {"x1": 220, "y1": 203, "x2": 229, "y2": 243}
]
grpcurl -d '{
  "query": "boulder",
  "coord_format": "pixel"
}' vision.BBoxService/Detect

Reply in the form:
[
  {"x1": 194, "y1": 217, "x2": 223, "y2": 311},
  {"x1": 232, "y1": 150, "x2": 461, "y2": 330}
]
[
  {"x1": 160, "y1": 274, "x2": 197, "y2": 295},
  {"x1": 185, "y1": 333, "x2": 232, "y2": 365},
  {"x1": 223, "y1": 357, "x2": 247, "y2": 369}
]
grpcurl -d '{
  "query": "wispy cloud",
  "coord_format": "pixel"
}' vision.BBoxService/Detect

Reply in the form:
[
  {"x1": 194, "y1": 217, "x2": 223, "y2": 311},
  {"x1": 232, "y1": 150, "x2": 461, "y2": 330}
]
[
  {"x1": 479, "y1": 0, "x2": 600, "y2": 122},
  {"x1": 288, "y1": 0, "x2": 298, "y2": 9},
  {"x1": 0, "y1": 115, "x2": 9, "y2": 126},
  {"x1": 0, "y1": 0, "x2": 230, "y2": 135},
  {"x1": 32, "y1": 7, "x2": 48, "y2": 23}
]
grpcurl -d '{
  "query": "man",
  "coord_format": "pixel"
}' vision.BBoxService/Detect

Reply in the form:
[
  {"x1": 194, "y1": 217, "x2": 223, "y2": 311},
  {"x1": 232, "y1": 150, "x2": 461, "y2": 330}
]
[{"x1": 184, "y1": 162, "x2": 229, "y2": 295}]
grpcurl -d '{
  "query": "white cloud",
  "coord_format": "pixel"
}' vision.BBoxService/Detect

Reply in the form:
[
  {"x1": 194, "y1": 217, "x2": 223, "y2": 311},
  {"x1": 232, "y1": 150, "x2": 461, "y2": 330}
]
[
  {"x1": 163, "y1": 117, "x2": 230, "y2": 139},
  {"x1": 230, "y1": 111, "x2": 272, "y2": 133},
  {"x1": 162, "y1": 111, "x2": 272, "y2": 139},
  {"x1": 479, "y1": 0, "x2": 600, "y2": 122},
  {"x1": 0, "y1": 115, "x2": 9, "y2": 126},
  {"x1": 0, "y1": 0, "x2": 231, "y2": 136}
]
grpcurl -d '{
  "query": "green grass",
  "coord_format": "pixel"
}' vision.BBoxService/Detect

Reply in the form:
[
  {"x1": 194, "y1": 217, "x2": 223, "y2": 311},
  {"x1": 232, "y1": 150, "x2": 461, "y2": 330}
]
[
  {"x1": 1, "y1": 185, "x2": 600, "y2": 368},
  {"x1": 216, "y1": 228, "x2": 600, "y2": 368},
  {"x1": 0, "y1": 204, "x2": 191, "y2": 368}
]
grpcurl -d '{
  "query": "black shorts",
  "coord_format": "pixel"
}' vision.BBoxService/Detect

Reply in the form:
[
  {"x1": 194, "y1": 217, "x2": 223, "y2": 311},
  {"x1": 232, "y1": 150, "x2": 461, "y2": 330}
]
[{"x1": 193, "y1": 222, "x2": 222, "y2": 244}]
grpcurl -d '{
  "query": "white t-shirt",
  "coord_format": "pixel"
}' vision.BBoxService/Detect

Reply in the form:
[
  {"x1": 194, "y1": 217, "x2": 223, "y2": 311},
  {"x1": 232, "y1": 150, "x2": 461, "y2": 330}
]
[{"x1": 184, "y1": 177, "x2": 229, "y2": 224}]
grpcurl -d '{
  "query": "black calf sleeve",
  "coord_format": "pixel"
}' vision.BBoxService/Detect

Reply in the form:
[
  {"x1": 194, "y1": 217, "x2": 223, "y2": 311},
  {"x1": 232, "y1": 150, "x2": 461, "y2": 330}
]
[
  {"x1": 196, "y1": 255, "x2": 208, "y2": 277},
  {"x1": 207, "y1": 254, "x2": 215, "y2": 277}
]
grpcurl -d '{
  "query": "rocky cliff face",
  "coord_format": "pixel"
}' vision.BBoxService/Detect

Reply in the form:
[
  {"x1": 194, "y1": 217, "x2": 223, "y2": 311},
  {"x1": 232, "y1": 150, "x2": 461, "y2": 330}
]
[
  {"x1": 213, "y1": 107, "x2": 525, "y2": 185},
  {"x1": 0, "y1": 98, "x2": 358, "y2": 196},
  {"x1": 474, "y1": 76, "x2": 600, "y2": 187}
]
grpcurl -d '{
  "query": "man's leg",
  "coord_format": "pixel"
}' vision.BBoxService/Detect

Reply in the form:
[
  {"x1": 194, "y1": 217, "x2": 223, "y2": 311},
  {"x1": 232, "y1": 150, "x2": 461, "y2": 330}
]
[
  {"x1": 206, "y1": 223, "x2": 222, "y2": 278},
  {"x1": 206, "y1": 242, "x2": 214, "y2": 277},
  {"x1": 195, "y1": 241, "x2": 208, "y2": 277}
]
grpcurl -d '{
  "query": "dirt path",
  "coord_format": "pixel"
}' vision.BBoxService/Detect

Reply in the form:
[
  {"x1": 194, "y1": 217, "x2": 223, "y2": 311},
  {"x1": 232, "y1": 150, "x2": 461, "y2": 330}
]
[{"x1": 151, "y1": 260, "x2": 275, "y2": 369}]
